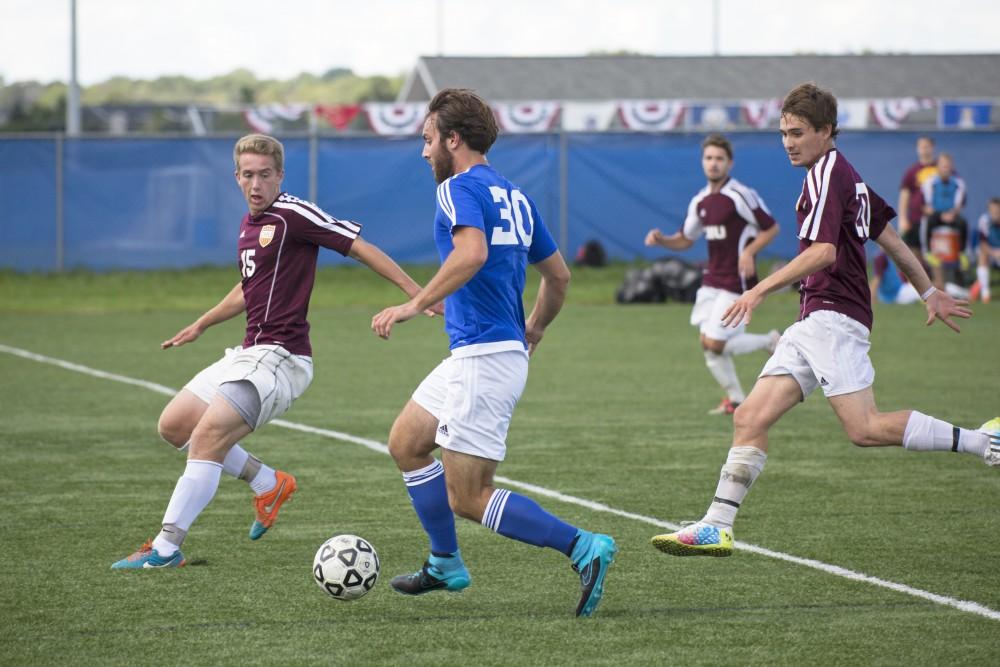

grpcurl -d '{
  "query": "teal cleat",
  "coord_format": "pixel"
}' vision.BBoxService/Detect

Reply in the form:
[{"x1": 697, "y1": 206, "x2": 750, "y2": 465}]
[
  {"x1": 389, "y1": 553, "x2": 471, "y2": 595},
  {"x1": 571, "y1": 532, "x2": 618, "y2": 618},
  {"x1": 111, "y1": 540, "x2": 186, "y2": 569}
]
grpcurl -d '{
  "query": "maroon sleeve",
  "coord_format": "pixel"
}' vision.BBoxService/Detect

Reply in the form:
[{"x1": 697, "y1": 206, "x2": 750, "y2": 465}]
[
  {"x1": 753, "y1": 206, "x2": 777, "y2": 231},
  {"x1": 282, "y1": 202, "x2": 361, "y2": 257},
  {"x1": 867, "y1": 185, "x2": 895, "y2": 241}
]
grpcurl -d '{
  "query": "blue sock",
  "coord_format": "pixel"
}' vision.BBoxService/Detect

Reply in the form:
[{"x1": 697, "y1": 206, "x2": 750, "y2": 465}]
[
  {"x1": 481, "y1": 488, "x2": 579, "y2": 555},
  {"x1": 402, "y1": 460, "x2": 458, "y2": 555}
]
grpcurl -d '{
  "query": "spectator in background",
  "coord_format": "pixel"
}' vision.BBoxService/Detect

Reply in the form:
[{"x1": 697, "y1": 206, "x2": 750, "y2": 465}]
[
  {"x1": 971, "y1": 197, "x2": 1000, "y2": 303},
  {"x1": 920, "y1": 153, "x2": 969, "y2": 292},
  {"x1": 897, "y1": 136, "x2": 938, "y2": 252}
]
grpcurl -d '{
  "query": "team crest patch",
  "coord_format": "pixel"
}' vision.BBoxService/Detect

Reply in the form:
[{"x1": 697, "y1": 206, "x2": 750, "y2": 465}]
[{"x1": 259, "y1": 225, "x2": 276, "y2": 247}]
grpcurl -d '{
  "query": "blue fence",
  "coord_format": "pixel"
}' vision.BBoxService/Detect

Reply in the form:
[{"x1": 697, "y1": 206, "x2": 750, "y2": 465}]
[{"x1": 4, "y1": 131, "x2": 998, "y2": 271}]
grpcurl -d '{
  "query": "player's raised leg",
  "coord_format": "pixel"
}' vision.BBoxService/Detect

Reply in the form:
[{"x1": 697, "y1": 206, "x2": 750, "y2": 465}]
[
  {"x1": 112, "y1": 395, "x2": 253, "y2": 569},
  {"x1": 826, "y1": 386, "x2": 997, "y2": 466},
  {"x1": 443, "y1": 448, "x2": 617, "y2": 618},
  {"x1": 652, "y1": 374, "x2": 801, "y2": 556}
]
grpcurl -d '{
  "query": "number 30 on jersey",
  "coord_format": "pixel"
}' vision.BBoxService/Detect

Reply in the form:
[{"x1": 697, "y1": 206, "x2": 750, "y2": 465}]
[{"x1": 489, "y1": 186, "x2": 534, "y2": 247}]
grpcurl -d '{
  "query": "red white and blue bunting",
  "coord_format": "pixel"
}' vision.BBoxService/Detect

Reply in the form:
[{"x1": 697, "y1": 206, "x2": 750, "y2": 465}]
[
  {"x1": 742, "y1": 99, "x2": 782, "y2": 129},
  {"x1": 618, "y1": 100, "x2": 686, "y2": 132},
  {"x1": 243, "y1": 103, "x2": 310, "y2": 133},
  {"x1": 241, "y1": 97, "x2": 959, "y2": 134},
  {"x1": 870, "y1": 98, "x2": 932, "y2": 129},
  {"x1": 364, "y1": 103, "x2": 426, "y2": 135},
  {"x1": 493, "y1": 102, "x2": 561, "y2": 133}
]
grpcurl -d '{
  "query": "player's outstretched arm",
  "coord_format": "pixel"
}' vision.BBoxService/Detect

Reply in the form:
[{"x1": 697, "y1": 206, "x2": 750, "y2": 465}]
[
  {"x1": 348, "y1": 238, "x2": 441, "y2": 315},
  {"x1": 525, "y1": 251, "x2": 571, "y2": 356},
  {"x1": 161, "y1": 281, "x2": 246, "y2": 349},
  {"x1": 644, "y1": 228, "x2": 694, "y2": 251},
  {"x1": 721, "y1": 242, "x2": 836, "y2": 328},
  {"x1": 875, "y1": 224, "x2": 971, "y2": 333},
  {"x1": 371, "y1": 226, "x2": 487, "y2": 340}
]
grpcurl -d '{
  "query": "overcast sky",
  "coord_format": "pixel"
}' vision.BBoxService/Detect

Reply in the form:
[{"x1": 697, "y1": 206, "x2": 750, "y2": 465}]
[{"x1": 3, "y1": 0, "x2": 998, "y2": 85}]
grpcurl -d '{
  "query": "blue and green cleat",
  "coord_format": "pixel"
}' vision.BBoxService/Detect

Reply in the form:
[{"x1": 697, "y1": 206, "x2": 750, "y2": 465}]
[
  {"x1": 389, "y1": 553, "x2": 471, "y2": 595},
  {"x1": 571, "y1": 531, "x2": 618, "y2": 618},
  {"x1": 111, "y1": 540, "x2": 186, "y2": 569}
]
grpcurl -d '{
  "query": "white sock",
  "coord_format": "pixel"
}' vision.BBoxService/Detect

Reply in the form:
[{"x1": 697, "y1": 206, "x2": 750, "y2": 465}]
[
  {"x1": 221, "y1": 444, "x2": 251, "y2": 477},
  {"x1": 978, "y1": 266, "x2": 991, "y2": 298},
  {"x1": 704, "y1": 350, "x2": 746, "y2": 403},
  {"x1": 154, "y1": 459, "x2": 223, "y2": 555},
  {"x1": 250, "y1": 465, "x2": 277, "y2": 495},
  {"x1": 703, "y1": 446, "x2": 767, "y2": 529},
  {"x1": 902, "y1": 411, "x2": 988, "y2": 456},
  {"x1": 723, "y1": 333, "x2": 771, "y2": 356}
]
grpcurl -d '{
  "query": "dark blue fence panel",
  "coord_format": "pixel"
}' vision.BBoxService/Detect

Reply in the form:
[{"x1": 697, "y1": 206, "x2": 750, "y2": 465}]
[
  {"x1": 4, "y1": 132, "x2": 999, "y2": 271},
  {"x1": 315, "y1": 134, "x2": 560, "y2": 265},
  {"x1": 2, "y1": 139, "x2": 58, "y2": 271},
  {"x1": 61, "y1": 137, "x2": 309, "y2": 270}
]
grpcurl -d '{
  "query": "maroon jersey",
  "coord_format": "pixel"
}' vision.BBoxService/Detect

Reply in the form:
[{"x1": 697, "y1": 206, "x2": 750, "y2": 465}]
[
  {"x1": 682, "y1": 177, "x2": 777, "y2": 293},
  {"x1": 796, "y1": 149, "x2": 895, "y2": 330},
  {"x1": 899, "y1": 161, "x2": 937, "y2": 224},
  {"x1": 237, "y1": 192, "x2": 360, "y2": 356}
]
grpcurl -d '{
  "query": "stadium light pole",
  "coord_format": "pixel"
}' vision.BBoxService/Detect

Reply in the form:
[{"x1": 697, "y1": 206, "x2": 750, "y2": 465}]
[
  {"x1": 67, "y1": 0, "x2": 81, "y2": 136},
  {"x1": 711, "y1": 0, "x2": 720, "y2": 56},
  {"x1": 436, "y1": 0, "x2": 444, "y2": 55}
]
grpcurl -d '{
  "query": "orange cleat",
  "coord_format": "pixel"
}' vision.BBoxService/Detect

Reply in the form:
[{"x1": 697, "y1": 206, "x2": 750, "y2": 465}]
[
  {"x1": 708, "y1": 398, "x2": 740, "y2": 416},
  {"x1": 249, "y1": 471, "x2": 297, "y2": 540}
]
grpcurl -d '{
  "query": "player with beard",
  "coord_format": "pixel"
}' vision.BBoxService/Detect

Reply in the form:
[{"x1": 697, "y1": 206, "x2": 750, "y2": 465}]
[
  {"x1": 650, "y1": 83, "x2": 999, "y2": 558},
  {"x1": 371, "y1": 88, "x2": 617, "y2": 617},
  {"x1": 645, "y1": 134, "x2": 781, "y2": 415}
]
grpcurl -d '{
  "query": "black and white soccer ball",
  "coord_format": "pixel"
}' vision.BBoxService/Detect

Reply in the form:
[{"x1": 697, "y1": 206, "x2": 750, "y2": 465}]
[{"x1": 312, "y1": 534, "x2": 380, "y2": 601}]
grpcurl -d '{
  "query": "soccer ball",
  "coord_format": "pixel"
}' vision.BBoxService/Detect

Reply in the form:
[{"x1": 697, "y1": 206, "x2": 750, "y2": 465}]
[{"x1": 312, "y1": 534, "x2": 380, "y2": 601}]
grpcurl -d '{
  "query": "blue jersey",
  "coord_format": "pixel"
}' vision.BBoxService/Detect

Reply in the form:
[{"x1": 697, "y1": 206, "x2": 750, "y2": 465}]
[{"x1": 434, "y1": 164, "x2": 558, "y2": 355}]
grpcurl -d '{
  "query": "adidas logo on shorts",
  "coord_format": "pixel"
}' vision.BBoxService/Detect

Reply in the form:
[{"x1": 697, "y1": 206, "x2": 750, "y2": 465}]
[{"x1": 438, "y1": 424, "x2": 449, "y2": 436}]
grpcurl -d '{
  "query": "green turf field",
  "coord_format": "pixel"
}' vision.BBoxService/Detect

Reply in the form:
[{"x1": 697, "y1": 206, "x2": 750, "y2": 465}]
[{"x1": 1, "y1": 265, "x2": 998, "y2": 666}]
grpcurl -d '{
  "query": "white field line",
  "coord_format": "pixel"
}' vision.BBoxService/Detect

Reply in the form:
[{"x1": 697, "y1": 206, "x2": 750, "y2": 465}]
[{"x1": 3, "y1": 342, "x2": 998, "y2": 622}]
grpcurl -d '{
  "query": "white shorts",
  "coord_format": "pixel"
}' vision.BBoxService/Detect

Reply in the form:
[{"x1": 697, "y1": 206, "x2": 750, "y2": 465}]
[
  {"x1": 411, "y1": 350, "x2": 529, "y2": 462},
  {"x1": 758, "y1": 310, "x2": 874, "y2": 398},
  {"x1": 690, "y1": 286, "x2": 745, "y2": 341},
  {"x1": 183, "y1": 344, "x2": 313, "y2": 430}
]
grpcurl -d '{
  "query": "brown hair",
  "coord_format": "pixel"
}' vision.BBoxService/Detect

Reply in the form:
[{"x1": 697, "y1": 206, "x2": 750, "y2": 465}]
[
  {"x1": 702, "y1": 133, "x2": 733, "y2": 160},
  {"x1": 781, "y1": 83, "x2": 839, "y2": 139},
  {"x1": 233, "y1": 134, "x2": 284, "y2": 172},
  {"x1": 427, "y1": 88, "x2": 499, "y2": 154}
]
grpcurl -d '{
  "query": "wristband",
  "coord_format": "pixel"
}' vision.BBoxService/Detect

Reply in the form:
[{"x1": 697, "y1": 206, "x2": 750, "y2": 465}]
[{"x1": 920, "y1": 286, "x2": 937, "y2": 301}]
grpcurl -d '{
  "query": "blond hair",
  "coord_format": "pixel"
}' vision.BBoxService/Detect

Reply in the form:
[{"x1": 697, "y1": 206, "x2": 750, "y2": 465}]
[{"x1": 233, "y1": 134, "x2": 284, "y2": 172}]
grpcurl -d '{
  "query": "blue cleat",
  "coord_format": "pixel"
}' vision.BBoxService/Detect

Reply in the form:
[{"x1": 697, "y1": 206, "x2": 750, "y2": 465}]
[
  {"x1": 571, "y1": 532, "x2": 618, "y2": 618},
  {"x1": 111, "y1": 540, "x2": 186, "y2": 569},
  {"x1": 390, "y1": 553, "x2": 471, "y2": 595}
]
